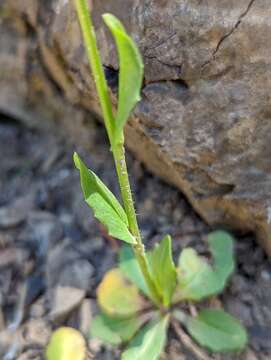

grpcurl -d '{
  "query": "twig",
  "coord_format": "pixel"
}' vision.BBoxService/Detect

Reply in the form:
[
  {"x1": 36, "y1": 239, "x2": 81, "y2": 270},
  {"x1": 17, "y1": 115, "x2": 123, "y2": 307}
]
[
  {"x1": 172, "y1": 319, "x2": 213, "y2": 360},
  {"x1": 189, "y1": 303, "x2": 198, "y2": 317}
]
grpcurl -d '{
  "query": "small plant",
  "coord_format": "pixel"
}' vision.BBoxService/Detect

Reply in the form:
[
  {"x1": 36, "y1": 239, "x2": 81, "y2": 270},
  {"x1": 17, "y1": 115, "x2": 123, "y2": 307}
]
[{"x1": 47, "y1": 0, "x2": 247, "y2": 359}]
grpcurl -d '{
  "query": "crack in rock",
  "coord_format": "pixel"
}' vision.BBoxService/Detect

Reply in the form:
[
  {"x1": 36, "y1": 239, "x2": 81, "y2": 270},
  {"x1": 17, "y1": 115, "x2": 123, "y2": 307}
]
[{"x1": 201, "y1": 0, "x2": 256, "y2": 69}]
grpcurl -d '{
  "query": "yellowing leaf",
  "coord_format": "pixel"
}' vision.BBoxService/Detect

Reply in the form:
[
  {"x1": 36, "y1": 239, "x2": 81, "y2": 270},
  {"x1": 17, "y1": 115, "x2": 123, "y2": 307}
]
[
  {"x1": 103, "y1": 14, "x2": 144, "y2": 146},
  {"x1": 97, "y1": 268, "x2": 145, "y2": 317},
  {"x1": 46, "y1": 327, "x2": 86, "y2": 360}
]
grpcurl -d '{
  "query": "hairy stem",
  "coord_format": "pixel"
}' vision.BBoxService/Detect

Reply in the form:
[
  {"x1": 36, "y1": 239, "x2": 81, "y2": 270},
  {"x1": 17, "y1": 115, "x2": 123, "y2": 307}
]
[
  {"x1": 113, "y1": 144, "x2": 162, "y2": 306},
  {"x1": 74, "y1": 0, "x2": 162, "y2": 307}
]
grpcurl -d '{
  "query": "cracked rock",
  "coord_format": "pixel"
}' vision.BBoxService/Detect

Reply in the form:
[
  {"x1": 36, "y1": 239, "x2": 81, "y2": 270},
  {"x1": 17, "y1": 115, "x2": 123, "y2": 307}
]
[{"x1": 1, "y1": 0, "x2": 271, "y2": 255}]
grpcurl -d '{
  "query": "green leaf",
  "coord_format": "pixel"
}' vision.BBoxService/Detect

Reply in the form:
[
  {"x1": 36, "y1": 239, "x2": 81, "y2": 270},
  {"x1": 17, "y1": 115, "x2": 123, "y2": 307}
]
[
  {"x1": 208, "y1": 231, "x2": 234, "y2": 282},
  {"x1": 87, "y1": 193, "x2": 135, "y2": 244},
  {"x1": 103, "y1": 14, "x2": 144, "y2": 145},
  {"x1": 173, "y1": 231, "x2": 234, "y2": 302},
  {"x1": 173, "y1": 248, "x2": 214, "y2": 302},
  {"x1": 119, "y1": 246, "x2": 150, "y2": 298},
  {"x1": 74, "y1": 152, "x2": 127, "y2": 223},
  {"x1": 148, "y1": 235, "x2": 177, "y2": 307},
  {"x1": 46, "y1": 327, "x2": 86, "y2": 360},
  {"x1": 97, "y1": 268, "x2": 145, "y2": 317},
  {"x1": 91, "y1": 313, "x2": 146, "y2": 346},
  {"x1": 122, "y1": 315, "x2": 169, "y2": 360},
  {"x1": 74, "y1": 153, "x2": 135, "y2": 244},
  {"x1": 185, "y1": 309, "x2": 247, "y2": 352}
]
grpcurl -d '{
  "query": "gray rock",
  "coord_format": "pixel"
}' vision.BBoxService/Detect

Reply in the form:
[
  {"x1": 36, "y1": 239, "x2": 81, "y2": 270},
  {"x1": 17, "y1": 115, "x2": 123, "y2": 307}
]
[
  {"x1": 78, "y1": 299, "x2": 93, "y2": 336},
  {"x1": 225, "y1": 297, "x2": 253, "y2": 327},
  {"x1": 46, "y1": 238, "x2": 95, "y2": 292},
  {"x1": 1, "y1": 0, "x2": 271, "y2": 255},
  {"x1": 21, "y1": 318, "x2": 51, "y2": 348},
  {"x1": 0, "y1": 307, "x2": 5, "y2": 331},
  {"x1": 18, "y1": 211, "x2": 64, "y2": 255},
  {"x1": 0, "y1": 195, "x2": 34, "y2": 229},
  {"x1": 49, "y1": 286, "x2": 85, "y2": 322}
]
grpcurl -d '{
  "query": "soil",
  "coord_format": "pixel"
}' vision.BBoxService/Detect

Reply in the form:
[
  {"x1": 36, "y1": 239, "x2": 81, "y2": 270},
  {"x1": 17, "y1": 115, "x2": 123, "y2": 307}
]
[{"x1": 0, "y1": 116, "x2": 270, "y2": 360}]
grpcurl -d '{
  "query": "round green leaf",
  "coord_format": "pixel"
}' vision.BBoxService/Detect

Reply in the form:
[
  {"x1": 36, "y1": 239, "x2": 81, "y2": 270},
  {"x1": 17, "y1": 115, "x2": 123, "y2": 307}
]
[
  {"x1": 186, "y1": 309, "x2": 248, "y2": 352},
  {"x1": 46, "y1": 327, "x2": 86, "y2": 360},
  {"x1": 173, "y1": 231, "x2": 235, "y2": 302},
  {"x1": 97, "y1": 268, "x2": 145, "y2": 317}
]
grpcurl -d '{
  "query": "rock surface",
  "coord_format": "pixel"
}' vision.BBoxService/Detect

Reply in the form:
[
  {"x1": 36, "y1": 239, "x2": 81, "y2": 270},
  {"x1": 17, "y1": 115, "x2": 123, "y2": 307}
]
[
  {"x1": 1, "y1": 0, "x2": 271, "y2": 254},
  {"x1": 49, "y1": 286, "x2": 85, "y2": 322}
]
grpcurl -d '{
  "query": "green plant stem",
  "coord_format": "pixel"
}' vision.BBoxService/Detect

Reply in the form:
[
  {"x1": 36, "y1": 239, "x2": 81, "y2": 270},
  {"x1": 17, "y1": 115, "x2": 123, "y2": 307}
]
[
  {"x1": 74, "y1": 0, "x2": 162, "y2": 308},
  {"x1": 74, "y1": 0, "x2": 114, "y2": 143},
  {"x1": 112, "y1": 144, "x2": 162, "y2": 307}
]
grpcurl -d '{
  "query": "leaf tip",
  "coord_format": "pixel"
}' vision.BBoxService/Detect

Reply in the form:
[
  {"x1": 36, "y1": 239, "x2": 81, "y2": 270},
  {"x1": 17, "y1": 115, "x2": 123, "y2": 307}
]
[
  {"x1": 102, "y1": 13, "x2": 124, "y2": 32},
  {"x1": 73, "y1": 152, "x2": 80, "y2": 169}
]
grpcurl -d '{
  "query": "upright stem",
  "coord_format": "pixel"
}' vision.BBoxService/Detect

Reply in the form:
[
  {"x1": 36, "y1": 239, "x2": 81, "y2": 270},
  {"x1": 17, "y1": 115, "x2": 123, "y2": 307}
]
[
  {"x1": 74, "y1": 0, "x2": 162, "y2": 307},
  {"x1": 112, "y1": 144, "x2": 162, "y2": 307},
  {"x1": 74, "y1": 0, "x2": 114, "y2": 143}
]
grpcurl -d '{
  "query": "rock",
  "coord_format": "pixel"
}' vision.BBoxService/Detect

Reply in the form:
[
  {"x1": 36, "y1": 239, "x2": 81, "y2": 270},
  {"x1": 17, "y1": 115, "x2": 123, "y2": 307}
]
[
  {"x1": 18, "y1": 211, "x2": 64, "y2": 257},
  {"x1": 0, "y1": 330, "x2": 14, "y2": 358},
  {"x1": 245, "y1": 350, "x2": 259, "y2": 360},
  {"x1": 0, "y1": 307, "x2": 5, "y2": 331},
  {"x1": 49, "y1": 286, "x2": 85, "y2": 323},
  {"x1": 0, "y1": 195, "x2": 34, "y2": 229},
  {"x1": 225, "y1": 298, "x2": 253, "y2": 327},
  {"x1": 29, "y1": 297, "x2": 46, "y2": 319},
  {"x1": 0, "y1": 328, "x2": 24, "y2": 360},
  {"x1": 21, "y1": 318, "x2": 51, "y2": 348},
  {"x1": 1, "y1": 1, "x2": 271, "y2": 255},
  {"x1": 17, "y1": 349, "x2": 43, "y2": 360},
  {"x1": 46, "y1": 238, "x2": 95, "y2": 292},
  {"x1": 78, "y1": 299, "x2": 92, "y2": 336},
  {"x1": 249, "y1": 325, "x2": 271, "y2": 352},
  {"x1": 0, "y1": 248, "x2": 27, "y2": 269}
]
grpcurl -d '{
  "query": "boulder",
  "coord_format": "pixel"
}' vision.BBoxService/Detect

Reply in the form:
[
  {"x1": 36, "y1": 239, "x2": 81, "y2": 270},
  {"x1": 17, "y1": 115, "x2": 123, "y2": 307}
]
[{"x1": 1, "y1": 0, "x2": 271, "y2": 254}]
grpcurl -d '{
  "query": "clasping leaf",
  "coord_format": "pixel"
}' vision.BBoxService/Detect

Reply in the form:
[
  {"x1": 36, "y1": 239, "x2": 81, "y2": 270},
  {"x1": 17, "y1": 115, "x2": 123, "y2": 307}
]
[
  {"x1": 74, "y1": 153, "x2": 135, "y2": 244},
  {"x1": 103, "y1": 14, "x2": 144, "y2": 146}
]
